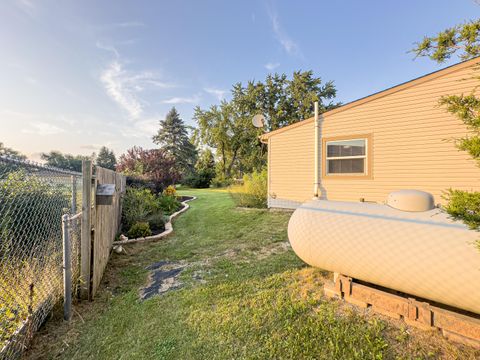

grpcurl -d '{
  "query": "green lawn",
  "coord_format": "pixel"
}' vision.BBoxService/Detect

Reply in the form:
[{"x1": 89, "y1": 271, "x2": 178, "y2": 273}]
[{"x1": 26, "y1": 189, "x2": 479, "y2": 359}]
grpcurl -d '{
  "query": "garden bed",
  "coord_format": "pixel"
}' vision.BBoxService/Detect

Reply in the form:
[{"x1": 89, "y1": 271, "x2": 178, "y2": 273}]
[
  {"x1": 114, "y1": 196, "x2": 196, "y2": 245},
  {"x1": 148, "y1": 197, "x2": 194, "y2": 235}
]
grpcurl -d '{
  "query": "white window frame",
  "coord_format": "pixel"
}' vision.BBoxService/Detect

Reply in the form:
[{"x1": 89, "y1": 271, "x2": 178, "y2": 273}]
[{"x1": 325, "y1": 138, "x2": 368, "y2": 176}]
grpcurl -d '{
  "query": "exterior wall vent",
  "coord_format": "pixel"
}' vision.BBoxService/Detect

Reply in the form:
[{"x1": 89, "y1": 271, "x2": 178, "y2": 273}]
[{"x1": 386, "y1": 190, "x2": 435, "y2": 212}]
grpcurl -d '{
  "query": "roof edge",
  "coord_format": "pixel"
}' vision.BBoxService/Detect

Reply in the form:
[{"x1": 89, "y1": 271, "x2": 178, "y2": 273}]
[
  {"x1": 261, "y1": 56, "x2": 480, "y2": 140},
  {"x1": 260, "y1": 117, "x2": 314, "y2": 140}
]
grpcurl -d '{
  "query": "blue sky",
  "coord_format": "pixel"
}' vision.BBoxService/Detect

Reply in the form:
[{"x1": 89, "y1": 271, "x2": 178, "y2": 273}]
[{"x1": 0, "y1": 0, "x2": 478, "y2": 160}]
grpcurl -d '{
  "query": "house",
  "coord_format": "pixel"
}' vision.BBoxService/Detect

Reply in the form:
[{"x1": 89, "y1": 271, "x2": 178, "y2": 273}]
[{"x1": 260, "y1": 57, "x2": 480, "y2": 209}]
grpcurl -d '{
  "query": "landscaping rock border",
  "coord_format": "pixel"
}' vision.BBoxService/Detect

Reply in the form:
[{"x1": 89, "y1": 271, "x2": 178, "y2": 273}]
[{"x1": 113, "y1": 196, "x2": 196, "y2": 245}]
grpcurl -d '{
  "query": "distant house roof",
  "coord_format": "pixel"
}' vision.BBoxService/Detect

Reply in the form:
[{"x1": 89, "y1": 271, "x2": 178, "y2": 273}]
[{"x1": 260, "y1": 56, "x2": 480, "y2": 141}]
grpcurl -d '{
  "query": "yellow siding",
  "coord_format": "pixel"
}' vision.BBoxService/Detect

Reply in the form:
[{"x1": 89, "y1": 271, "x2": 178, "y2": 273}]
[
  {"x1": 268, "y1": 62, "x2": 480, "y2": 207},
  {"x1": 269, "y1": 122, "x2": 315, "y2": 207}
]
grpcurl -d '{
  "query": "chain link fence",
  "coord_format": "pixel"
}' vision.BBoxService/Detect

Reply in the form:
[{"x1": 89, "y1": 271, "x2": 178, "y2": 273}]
[{"x1": 0, "y1": 155, "x2": 82, "y2": 359}]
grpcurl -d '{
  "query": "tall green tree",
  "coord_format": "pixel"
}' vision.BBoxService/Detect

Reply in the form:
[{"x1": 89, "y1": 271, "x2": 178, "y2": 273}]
[
  {"x1": 0, "y1": 142, "x2": 27, "y2": 174},
  {"x1": 96, "y1": 146, "x2": 117, "y2": 170},
  {"x1": 0, "y1": 142, "x2": 26, "y2": 160},
  {"x1": 183, "y1": 148, "x2": 216, "y2": 188},
  {"x1": 412, "y1": 19, "x2": 480, "y2": 244},
  {"x1": 41, "y1": 151, "x2": 92, "y2": 172},
  {"x1": 117, "y1": 146, "x2": 180, "y2": 189},
  {"x1": 195, "y1": 148, "x2": 215, "y2": 173},
  {"x1": 194, "y1": 101, "x2": 252, "y2": 179},
  {"x1": 232, "y1": 70, "x2": 339, "y2": 132},
  {"x1": 152, "y1": 107, "x2": 197, "y2": 177},
  {"x1": 194, "y1": 71, "x2": 339, "y2": 178}
]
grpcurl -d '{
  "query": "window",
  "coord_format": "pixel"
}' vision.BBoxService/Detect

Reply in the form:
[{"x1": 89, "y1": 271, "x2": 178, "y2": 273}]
[{"x1": 324, "y1": 136, "x2": 370, "y2": 177}]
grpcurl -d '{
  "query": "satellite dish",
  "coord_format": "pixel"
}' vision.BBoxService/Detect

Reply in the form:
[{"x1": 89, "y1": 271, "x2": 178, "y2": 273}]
[{"x1": 252, "y1": 114, "x2": 265, "y2": 128}]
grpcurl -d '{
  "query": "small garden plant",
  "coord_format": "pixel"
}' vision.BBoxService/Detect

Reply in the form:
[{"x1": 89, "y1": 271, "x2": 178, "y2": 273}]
[
  {"x1": 163, "y1": 185, "x2": 176, "y2": 197},
  {"x1": 127, "y1": 222, "x2": 152, "y2": 238},
  {"x1": 121, "y1": 184, "x2": 181, "y2": 238},
  {"x1": 229, "y1": 168, "x2": 268, "y2": 208},
  {"x1": 443, "y1": 189, "x2": 480, "y2": 251},
  {"x1": 158, "y1": 195, "x2": 181, "y2": 215},
  {"x1": 122, "y1": 187, "x2": 160, "y2": 232}
]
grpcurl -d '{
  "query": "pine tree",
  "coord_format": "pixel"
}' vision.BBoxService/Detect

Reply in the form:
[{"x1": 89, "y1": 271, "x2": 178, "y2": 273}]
[
  {"x1": 96, "y1": 146, "x2": 117, "y2": 170},
  {"x1": 152, "y1": 107, "x2": 197, "y2": 176},
  {"x1": 195, "y1": 148, "x2": 215, "y2": 173}
]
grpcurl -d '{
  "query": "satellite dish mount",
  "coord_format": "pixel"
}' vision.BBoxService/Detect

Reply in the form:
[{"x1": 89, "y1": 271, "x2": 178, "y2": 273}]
[{"x1": 252, "y1": 114, "x2": 265, "y2": 128}]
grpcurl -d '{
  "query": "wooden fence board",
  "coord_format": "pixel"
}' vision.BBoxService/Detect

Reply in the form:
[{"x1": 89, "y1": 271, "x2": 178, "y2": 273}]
[
  {"x1": 80, "y1": 161, "x2": 92, "y2": 300},
  {"x1": 91, "y1": 167, "x2": 125, "y2": 297}
]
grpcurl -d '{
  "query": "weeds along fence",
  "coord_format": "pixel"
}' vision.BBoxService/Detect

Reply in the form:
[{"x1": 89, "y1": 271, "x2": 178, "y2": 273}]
[
  {"x1": 0, "y1": 157, "x2": 125, "y2": 359},
  {"x1": 0, "y1": 156, "x2": 82, "y2": 359}
]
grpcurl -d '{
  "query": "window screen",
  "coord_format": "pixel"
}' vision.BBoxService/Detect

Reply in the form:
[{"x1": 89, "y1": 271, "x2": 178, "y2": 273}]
[{"x1": 326, "y1": 139, "x2": 367, "y2": 175}]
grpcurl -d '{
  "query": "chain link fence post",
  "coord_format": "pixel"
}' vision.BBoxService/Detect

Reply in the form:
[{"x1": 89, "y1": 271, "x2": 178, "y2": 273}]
[
  {"x1": 71, "y1": 175, "x2": 77, "y2": 215},
  {"x1": 62, "y1": 214, "x2": 72, "y2": 321}
]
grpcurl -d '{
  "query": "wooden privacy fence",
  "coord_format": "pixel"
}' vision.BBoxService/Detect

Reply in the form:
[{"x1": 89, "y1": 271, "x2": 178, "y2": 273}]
[{"x1": 80, "y1": 161, "x2": 126, "y2": 299}]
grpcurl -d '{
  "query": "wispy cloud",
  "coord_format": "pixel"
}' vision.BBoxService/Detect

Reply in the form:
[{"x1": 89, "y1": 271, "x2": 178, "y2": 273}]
[
  {"x1": 3, "y1": 109, "x2": 83, "y2": 139},
  {"x1": 101, "y1": 61, "x2": 142, "y2": 118},
  {"x1": 17, "y1": 0, "x2": 34, "y2": 8},
  {"x1": 117, "y1": 39, "x2": 139, "y2": 46},
  {"x1": 15, "y1": 0, "x2": 36, "y2": 17},
  {"x1": 22, "y1": 122, "x2": 65, "y2": 136},
  {"x1": 204, "y1": 87, "x2": 227, "y2": 101},
  {"x1": 92, "y1": 21, "x2": 145, "y2": 31},
  {"x1": 265, "y1": 62, "x2": 280, "y2": 71},
  {"x1": 112, "y1": 21, "x2": 145, "y2": 28},
  {"x1": 2, "y1": 109, "x2": 77, "y2": 127},
  {"x1": 267, "y1": 7, "x2": 302, "y2": 57},
  {"x1": 100, "y1": 60, "x2": 174, "y2": 119},
  {"x1": 96, "y1": 41, "x2": 119, "y2": 57},
  {"x1": 117, "y1": 117, "x2": 160, "y2": 138},
  {"x1": 80, "y1": 144, "x2": 100, "y2": 151},
  {"x1": 162, "y1": 94, "x2": 201, "y2": 104},
  {"x1": 80, "y1": 141, "x2": 116, "y2": 151}
]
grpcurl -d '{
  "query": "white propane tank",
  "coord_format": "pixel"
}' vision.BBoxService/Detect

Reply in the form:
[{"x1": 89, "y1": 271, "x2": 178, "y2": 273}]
[{"x1": 288, "y1": 191, "x2": 480, "y2": 314}]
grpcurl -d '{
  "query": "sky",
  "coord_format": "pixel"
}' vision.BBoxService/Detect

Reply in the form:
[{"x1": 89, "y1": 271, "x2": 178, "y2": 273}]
[{"x1": 0, "y1": 0, "x2": 479, "y2": 160}]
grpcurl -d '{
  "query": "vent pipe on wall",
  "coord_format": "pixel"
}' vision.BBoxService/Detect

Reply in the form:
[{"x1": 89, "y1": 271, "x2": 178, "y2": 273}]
[{"x1": 313, "y1": 101, "x2": 321, "y2": 198}]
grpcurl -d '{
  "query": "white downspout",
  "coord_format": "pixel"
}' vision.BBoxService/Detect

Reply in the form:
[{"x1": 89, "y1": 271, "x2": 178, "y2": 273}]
[{"x1": 313, "y1": 101, "x2": 321, "y2": 198}]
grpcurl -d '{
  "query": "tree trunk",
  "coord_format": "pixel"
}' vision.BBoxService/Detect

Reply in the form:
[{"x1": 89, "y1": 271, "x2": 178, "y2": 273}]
[
  {"x1": 226, "y1": 147, "x2": 239, "y2": 178},
  {"x1": 221, "y1": 142, "x2": 227, "y2": 178}
]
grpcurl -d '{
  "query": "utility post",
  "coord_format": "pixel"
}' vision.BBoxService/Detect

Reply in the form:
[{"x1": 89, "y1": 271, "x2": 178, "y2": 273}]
[{"x1": 313, "y1": 101, "x2": 321, "y2": 198}]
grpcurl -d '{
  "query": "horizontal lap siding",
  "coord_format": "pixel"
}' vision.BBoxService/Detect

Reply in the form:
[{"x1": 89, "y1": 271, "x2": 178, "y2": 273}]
[
  {"x1": 322, "y1": 65, "x2": 480, "y2": 204},
  {"x1": 268, "y1": 62, "x2": 480, "y2": 207},
  {"x1": 269, "y1": 122, "x2": 314, "y2": 205}
]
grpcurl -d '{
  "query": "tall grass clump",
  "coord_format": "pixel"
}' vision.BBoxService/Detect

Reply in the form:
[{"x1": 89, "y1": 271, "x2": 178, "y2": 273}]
[
  {"x1": 0, "y1": 244, "x2": 62, "y2": 349},
  {"x1": 229, "y1": 169, "x2": 268, "y2": 208}
]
